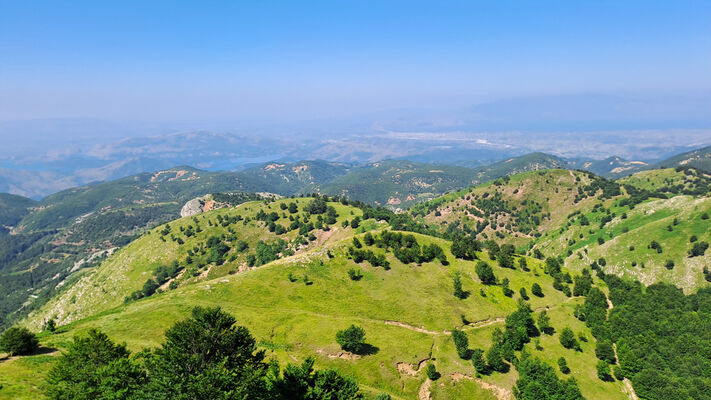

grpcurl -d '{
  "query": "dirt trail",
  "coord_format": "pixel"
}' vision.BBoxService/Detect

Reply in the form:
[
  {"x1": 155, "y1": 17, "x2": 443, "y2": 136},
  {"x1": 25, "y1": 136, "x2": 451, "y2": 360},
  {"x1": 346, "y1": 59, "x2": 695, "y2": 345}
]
[
  {"x1": 396, "y1": 357, "x2": 430, "y2": 376},
  {"x1": 384, "y1": 320, "x2": 449, "y2": 335},
  {"x1": 418, "y1": 378, "x2": 432, "y2": 400}
]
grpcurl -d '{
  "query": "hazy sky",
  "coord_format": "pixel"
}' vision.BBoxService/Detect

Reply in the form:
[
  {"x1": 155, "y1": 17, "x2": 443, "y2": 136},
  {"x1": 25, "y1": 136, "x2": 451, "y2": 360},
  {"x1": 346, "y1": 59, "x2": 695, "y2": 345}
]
[{"x1": 1, "y1": 0, "x2": 710, "y2": 122}]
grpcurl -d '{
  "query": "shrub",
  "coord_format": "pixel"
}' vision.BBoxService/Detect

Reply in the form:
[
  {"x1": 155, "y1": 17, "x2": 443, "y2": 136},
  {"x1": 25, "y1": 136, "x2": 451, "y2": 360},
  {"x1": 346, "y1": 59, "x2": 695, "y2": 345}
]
[
  {"x1": 425, "y1": 363, "x2": 439, "y2": 380},
  {"x1": 596, "y1": 360, "x2": 613, "y2": 381},
  {"x1": 0, "y1": 326, "x2": 39, "y2": 356},
  {"x1": 558, "y1": 357, "x2": 570, "y2": 374},
  {"x1": 452, "y1": 329, "x2": 470, "y2": 359},
  {"x1": 476, "y1": 262, "x2": 496, "y2": 285},
  {"x1": 559, "y1": 327, "x2": 580, "y2": 351},
  {"x1": 531, "y1": 283, "x2": 544, "y2": 297},
  {"x1": 336, "y1": 325, "x2": 367, "y2": 354}
]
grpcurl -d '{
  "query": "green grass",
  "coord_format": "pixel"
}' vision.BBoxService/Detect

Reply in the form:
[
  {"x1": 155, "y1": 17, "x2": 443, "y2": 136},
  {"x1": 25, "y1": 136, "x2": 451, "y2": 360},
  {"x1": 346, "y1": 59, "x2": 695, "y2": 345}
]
[{"x1": 11, "y1": 226, "x2": 627, "y2": 399}]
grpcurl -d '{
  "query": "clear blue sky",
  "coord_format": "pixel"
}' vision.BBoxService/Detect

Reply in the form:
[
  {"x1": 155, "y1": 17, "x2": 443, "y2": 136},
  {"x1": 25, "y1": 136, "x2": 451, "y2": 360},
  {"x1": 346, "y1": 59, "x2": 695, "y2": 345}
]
[{"x1": 1, "y1": 0, "x2": 709, "y2": 121}]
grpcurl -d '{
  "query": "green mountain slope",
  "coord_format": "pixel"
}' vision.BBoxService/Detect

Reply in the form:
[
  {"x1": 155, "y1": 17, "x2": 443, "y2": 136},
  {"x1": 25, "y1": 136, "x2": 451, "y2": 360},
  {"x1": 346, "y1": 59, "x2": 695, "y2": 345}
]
[
  {"x1": 410, "y1": 169, "x2": 711, "y2": 292},
  {"x1": 0, "y1": 193, "x2": 35, "y2": 235},
  {"x1": 13, "y1": 197, "x2": 628, "y2": 400},
  {"x1": 652, "y1": 144, "x2": 711, "y2": 172}
]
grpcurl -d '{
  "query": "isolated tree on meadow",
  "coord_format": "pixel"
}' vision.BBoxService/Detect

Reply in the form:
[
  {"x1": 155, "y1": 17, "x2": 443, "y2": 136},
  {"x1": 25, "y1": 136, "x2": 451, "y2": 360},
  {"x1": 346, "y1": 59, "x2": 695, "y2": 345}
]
[
  {"x1": 336, "y1": 325, "x2": 367, "y2": 354},
  {"x1": 0, "y1": 326, "x2": 39, "y2": 356}
]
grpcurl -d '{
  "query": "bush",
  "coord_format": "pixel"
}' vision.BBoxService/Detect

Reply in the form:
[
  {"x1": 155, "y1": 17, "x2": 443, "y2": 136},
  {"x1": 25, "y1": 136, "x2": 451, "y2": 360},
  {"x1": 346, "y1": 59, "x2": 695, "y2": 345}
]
[
  {"x1": 596, "y1": 360, "x2": 613, "y2": 381},
  {"x1": 347, "y1": 268, "x2": 363, "y2": 281},
  {"x1": 452, "y1": 272, "x2": 466, "y2": 299},
  {"x1": 336, "y1": 325, "x2": 367, "y2": 354},
  {"x1": 425, "y1": 363, "x2": 440, "y2": 380},
  {"x1": 452, "y1": 329, "x2": 470, "y2": 359},
  {"x1": 559, "y1": 327, "x2": 580, "y2": 351},
  {"x1": 476, "y1": 262, "x2": 496, "y2": 285},
  {"x1": 531, "y1": 283, "x2": 544, "y2": 297},
  {"x1": 595, "y1": 340, "x2": 616, "y2": 364},
  {"x1": 557, "y1": 357, "x2": 570, "y2": 374},
  {"x1": 0, "y1": 326, "x2": 39, "y2": 356}
]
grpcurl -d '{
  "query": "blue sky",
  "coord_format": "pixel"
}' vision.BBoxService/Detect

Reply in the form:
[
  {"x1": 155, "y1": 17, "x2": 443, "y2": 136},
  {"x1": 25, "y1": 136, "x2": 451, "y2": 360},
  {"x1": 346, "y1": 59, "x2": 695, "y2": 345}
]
[{"x1": 1, "y1": 0, "x2": 710, "y2": 122}]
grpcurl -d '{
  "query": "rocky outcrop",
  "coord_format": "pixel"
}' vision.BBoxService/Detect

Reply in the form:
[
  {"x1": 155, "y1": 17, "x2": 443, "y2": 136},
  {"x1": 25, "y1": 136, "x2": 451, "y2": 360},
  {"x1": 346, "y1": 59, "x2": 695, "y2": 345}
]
[{"x1": 180, "y1": 196, "x2": 206, "y2": 217}]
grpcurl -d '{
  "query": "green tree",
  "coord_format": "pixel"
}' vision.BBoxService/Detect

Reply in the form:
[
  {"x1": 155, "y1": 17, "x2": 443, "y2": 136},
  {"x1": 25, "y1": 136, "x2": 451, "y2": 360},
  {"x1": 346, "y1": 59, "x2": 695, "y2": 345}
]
[
  {"x1": 486, "y1": 344, "x2": 508, "y2": 373},
  {"x1": 471, "y1": 348, "x2": 489, "y2": 375},
  {"x1": 269, "y1": 356, "x2": 363, "y2": 399},
  {"x1": 595, "y1": 340, "x2": 617, "y2": 364},
  {"x1": 452, "y1": 329, "x2": 470, "y2": 359},
  {"x1": 0, "y1": 326, "x2": 38, "y2": 356},
  {"x1": 46, "y1": 329, "x2": 145, "y2": 400},
  {"x1": 141, "y1": 306, "x2": 270, "y2": 399},
  {"x1": 514, "y1": 353, "x2": 583, "y2": 400},
  {"x1": 531, "y1": 283, "x2": 544, "y2": 297},
  {"x1": 557, "y1": 357, "x2": 570, "y2": 374},
  {"x1": 453, "y1": 272, "x2": 466, "y2": 299},
  {"x1": 336, "y1": 325, "x2": 367, "y2": 354},
  {"x1": 476, "y1": 262, "x2": 496, "y2": 285},
  {"x1": 596, "y1": 360, "x2": 613, "y2": 381},
  {"x1": 537, "y1": 310, "x2": 553, "y2": 335},
  {"x1": 501, "y1": 278, "x2": 514, "y2": 297},
  {"x1": 559, "y1": 327, "x2": 580, "y2": 351},
  {"x1": 425, "y1": 363, "x2": 439, "y2": 380}
]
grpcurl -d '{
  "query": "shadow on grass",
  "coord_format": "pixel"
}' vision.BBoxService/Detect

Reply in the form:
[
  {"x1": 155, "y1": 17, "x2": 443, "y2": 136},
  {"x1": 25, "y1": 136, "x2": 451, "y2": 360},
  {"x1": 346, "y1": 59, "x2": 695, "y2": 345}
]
[{"x1": 354, "y1": 343, "x2": 379, "y2": 356}]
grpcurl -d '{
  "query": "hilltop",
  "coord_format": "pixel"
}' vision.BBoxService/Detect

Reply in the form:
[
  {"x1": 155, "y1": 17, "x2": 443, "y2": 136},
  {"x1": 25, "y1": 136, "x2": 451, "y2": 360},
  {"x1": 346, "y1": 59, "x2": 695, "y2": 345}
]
[{"x1": 411, "y1": 168, "x2": 711, "y2": 292}]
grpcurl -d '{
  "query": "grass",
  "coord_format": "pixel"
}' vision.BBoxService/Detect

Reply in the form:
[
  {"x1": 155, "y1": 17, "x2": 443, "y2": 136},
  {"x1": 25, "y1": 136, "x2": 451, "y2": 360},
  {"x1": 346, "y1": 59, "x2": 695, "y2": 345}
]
[{"x1": 11, "y1": 227, "x2": 627, "y2": 399}]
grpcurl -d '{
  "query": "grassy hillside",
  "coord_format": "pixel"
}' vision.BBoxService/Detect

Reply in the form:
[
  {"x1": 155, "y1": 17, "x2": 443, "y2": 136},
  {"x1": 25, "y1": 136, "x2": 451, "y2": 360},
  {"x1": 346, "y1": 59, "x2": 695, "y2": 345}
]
[
  {"x1": 8, "y1": 198, "x2": 629, "y2": 399},
  {"x1": 410, "y1": 169, "x2": 711, "y2": 292},
  {"x1": 410, "y1": 170, "x2": 603, "y2": 248}
]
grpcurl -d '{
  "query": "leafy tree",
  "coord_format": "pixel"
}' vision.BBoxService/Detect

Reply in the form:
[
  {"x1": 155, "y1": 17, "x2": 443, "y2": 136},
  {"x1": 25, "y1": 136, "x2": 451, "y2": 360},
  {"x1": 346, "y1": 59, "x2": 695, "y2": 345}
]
[
  {"x1": 44, "y1": 318, "x2": 57, "y2": 333},
  {"x1": 531, "y1": 283, "x2": 544, "y2": 297},
  {"x1": 513, "y1": 353, "x2": 583, "y2": 400},
  {"x1": 46, "y1": 329, "x2": 145, "y2": 400},
  {"x1": 501, "y1": 278, "x2": 514, "y2": 297},
  {"x1": 452, "y1": 272, "x2": 466, "y2": 299},
  {"x1": 596, "y1": 360, "x2": 613, "y2": 381},
  {"x1": 557, "y1": 357, "x2": 570, "y2": 374},
  {"x1": 141, "y1": 306, "x2": 270, "y2": 399},
  {"x1": 0, "y1": 326, "x2": 39, "y2": 356},
  {"x1": 559, "y1": 327, "x2": 580, "y2": 351},
  {"x1": 595, "y1": 340, "x2": 616, "y2": 364},
  {"x1": 347, "y1": 268, "x2": 363, "y2": 281},
  {"x1": 375, "y1": 394, "x2": 391, "y2": 400},
  {"x1": 519, "y1": 257, "x2": 529, "y2": 271},
  {"x1": 519, "y1": 287, "x2": 529, "y2": 300},
  {"x1": 537, "y1": 310, "x2": 553, "y2": 335},
  {"x1": 336, "y1": 325, "x2": 367, "y2": 354},
  {"x1": 305, "y1": 198, "x2": 328, "y2": 214},
  {"x1": 476, "y1": 262, "x2": 496, "y2": 285},
  {"x1": 425, "y1": 363, "x2": 439, "y2": 380},
  {"x1": 486, "y1": 344, "x2": 508, "y2": 373},
  {"x1": 689, "y1": 241, "x2": 709, "y2": 257},
  {"x1": 452, "y1": 329, "x2": 470, "y2": 359},
  {"x1": 269, "y1": 356, "x2": 363, "y2": 399},
  {"x1": 471, "y1": 348, "x2": 489, "y2": 375},
  {"x1": 498, "y1": 251, "x2": 514, "y2": 269},
  {"x1": 573, "y1": 270, "x2": 593, "y2": 296}
]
